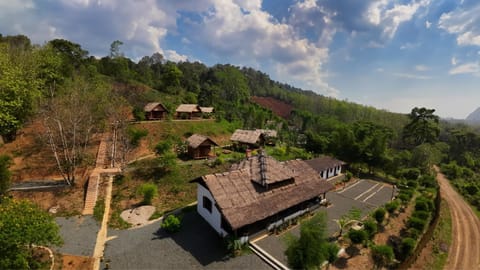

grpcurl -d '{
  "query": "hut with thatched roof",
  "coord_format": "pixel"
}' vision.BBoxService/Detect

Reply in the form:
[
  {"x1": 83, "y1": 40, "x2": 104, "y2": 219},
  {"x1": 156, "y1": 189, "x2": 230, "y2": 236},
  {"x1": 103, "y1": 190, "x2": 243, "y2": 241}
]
[{"x1": 186, "y1": 134, "x2": 218, "y2": 159}]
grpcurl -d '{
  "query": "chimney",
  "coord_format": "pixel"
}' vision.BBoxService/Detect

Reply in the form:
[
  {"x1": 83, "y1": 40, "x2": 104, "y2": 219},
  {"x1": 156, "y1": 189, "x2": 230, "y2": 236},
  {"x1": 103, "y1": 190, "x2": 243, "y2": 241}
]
[{"x1": 246, "y1": 149, "x2": 252, "y2": 158}]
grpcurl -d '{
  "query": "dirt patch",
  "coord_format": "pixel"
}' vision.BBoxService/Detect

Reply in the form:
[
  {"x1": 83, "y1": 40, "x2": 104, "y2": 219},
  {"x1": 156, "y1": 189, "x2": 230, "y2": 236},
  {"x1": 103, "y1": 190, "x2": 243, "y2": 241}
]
[
  {"x1": 60, "y1": 254, "x2": 94, "y2": 270},
  {"x1": 120, "y1": 205, "x2": 156, "y2": 226},
  {"x1": 251, "y1": 96, "x2": 294, "y2": 119}
]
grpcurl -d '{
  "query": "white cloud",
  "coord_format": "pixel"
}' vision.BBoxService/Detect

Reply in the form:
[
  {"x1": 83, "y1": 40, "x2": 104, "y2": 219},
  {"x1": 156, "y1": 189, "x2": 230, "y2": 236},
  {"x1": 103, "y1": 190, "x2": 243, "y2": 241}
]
[
  {"x1": 451, "y1": 57, "x2": 457, "y2": 65},
  {"x1": 425, "y1": 20, "x2": 431, "y2": 29},
  {"x1": 400, "y1": 42, "x2": 420, "y2": 50},
  {"x1": 392, "y1": 72, "x2": 431, "y2": 80},
  {"x1": 164, "y1": 50, "x2": 188, "y2": 62},
  {"x1": 189, "y1": 0, "x2": 338, "y2": 96},
  {"x1": 366, "y1": 0, "x2": 431, "y2": 39},
  {"x1": 439, "y1": 4, "x2": 480, "y2": 46},
  {"x1": 415, "y1": 65, "x2": 429, "y2": 71},
  {"x1": 449, "y1": 62, "x2": 480, "y2": 75}
]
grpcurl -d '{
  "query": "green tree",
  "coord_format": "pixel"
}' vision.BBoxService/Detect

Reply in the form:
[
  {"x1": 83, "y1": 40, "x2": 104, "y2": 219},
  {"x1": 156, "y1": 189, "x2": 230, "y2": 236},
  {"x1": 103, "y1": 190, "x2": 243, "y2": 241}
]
[
  {"x1": 285, "y1": 212, "x2": 333, "y2": 269},
  {"x1": 0, "y1": 199, "x2": 62, "y2": 269},
  {"x1": 110, "y1": 40, "x2": 124, "y2": 58},
  {"x1": 0, "y1": 42, "x2": 41, "y2": 140},
  {"x1": 0, "y1": 155, "x2": 12, "y2": 198},
  {"x1": 403, "y1": 107, "x2": 440, "y2": 146}
]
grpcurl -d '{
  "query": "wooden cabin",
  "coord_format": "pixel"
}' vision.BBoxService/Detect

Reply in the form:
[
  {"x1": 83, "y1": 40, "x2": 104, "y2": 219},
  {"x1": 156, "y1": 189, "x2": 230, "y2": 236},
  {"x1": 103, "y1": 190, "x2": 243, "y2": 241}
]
[
  {"x1": 144, "y1": 102, "x2": 168, "y2": 120},
  {"x1": 186, "y1": 134, "x2": 218, "y2": 159}
]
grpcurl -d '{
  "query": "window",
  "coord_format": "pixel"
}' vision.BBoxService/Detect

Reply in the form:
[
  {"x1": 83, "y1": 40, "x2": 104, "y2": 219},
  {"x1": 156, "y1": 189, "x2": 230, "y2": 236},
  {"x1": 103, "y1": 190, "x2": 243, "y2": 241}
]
[{"x1": 203, "y1": 196, "x2": 212, "y2": 213}]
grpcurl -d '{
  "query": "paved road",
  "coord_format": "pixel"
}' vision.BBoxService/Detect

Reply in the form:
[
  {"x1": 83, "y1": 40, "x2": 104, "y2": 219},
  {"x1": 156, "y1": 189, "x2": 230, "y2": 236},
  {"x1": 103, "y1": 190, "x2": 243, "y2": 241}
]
[
  {"x1": 436, "y1": 167, "x2": 480, "y2": 270},
  {"x1": 55, "y1": 216, "x2": 99, "y2": 256}
]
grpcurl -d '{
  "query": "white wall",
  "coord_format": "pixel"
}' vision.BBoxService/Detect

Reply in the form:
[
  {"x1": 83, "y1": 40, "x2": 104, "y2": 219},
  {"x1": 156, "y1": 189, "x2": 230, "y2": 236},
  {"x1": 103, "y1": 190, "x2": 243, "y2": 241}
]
[
  {"x1": 196, "y1": 184, "x2": 229, "y2": 237},
  {"x1": 321, "y1": 165, "x2": 342, "y2": 179}
]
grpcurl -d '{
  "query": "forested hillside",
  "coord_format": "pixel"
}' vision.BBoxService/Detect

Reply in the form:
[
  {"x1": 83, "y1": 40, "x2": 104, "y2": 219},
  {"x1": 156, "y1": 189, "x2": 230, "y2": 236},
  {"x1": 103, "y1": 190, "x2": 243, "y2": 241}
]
[{"x1": 0, "y1": 34, "x2": 480, "y2": 206}]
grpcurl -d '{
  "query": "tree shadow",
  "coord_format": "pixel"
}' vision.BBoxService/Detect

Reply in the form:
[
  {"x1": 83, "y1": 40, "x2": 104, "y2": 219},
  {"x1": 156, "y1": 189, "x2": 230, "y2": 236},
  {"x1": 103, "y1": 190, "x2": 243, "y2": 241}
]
[
  {"x1": 333, "y1": 257, "x2": 349, "y2": 269},
  {"x1": 152, "y1": 211, "x2": 231, "y2": 266},
  {"x1": 345, "y1": 245, "x2": 360, "y2": 257}
]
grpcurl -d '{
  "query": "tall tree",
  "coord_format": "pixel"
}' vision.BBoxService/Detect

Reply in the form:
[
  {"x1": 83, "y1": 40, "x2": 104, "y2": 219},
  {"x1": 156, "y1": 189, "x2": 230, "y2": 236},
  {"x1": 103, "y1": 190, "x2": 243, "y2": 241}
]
[
  {"x1": 110, "y1": 40, "x2": 124, "y2": 58},
  {"x1": 403, "y1": 107, "x2": 440, "y2": 146}
]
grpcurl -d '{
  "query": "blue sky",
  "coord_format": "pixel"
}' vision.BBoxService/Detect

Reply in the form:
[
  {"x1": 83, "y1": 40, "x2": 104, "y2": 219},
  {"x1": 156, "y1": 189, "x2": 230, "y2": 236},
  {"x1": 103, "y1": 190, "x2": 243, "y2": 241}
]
[{"x1": 1, "y1": 0, "x2": 479, "y2": 119}]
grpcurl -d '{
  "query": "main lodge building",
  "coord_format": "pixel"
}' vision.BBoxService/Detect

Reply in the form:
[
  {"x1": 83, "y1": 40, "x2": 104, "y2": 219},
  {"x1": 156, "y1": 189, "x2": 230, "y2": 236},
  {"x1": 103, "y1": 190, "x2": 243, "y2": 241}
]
[{"x1": 191, "y1": 151, "x2": 335, "y2": 239}]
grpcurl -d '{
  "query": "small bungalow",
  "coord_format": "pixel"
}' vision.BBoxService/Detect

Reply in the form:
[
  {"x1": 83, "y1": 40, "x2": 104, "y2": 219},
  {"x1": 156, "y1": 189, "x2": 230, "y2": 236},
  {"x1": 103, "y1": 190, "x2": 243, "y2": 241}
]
[
  {"x1": 200, "y1": 106, "x2": 215, "y2": 118},
  {"x1": 186, "y1": 134, "x2": 218, "y2": 159},
  {"x1": 191, "y1": 151, "x2": 334, "y2": 239},
  {"x1": 144, "y1": 102, "x2": 168, "y2": 120},
  {"x1": 230, "y1": 129, "x2": 278, "y2": 148},
  {"x1": 175, "y1": 104, "x2": 202, "y2": 119},
  {"x1": 304, "y1": 156, "x2": 346, "y2": 180}
]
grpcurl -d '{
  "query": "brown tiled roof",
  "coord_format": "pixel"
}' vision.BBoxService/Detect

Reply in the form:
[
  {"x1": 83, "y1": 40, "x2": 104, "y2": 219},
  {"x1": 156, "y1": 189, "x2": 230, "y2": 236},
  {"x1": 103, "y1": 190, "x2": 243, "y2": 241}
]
[
  {"x1": 230, "y1": 152, "x2": 296, "y2": 185},
  {"x1": 304, "y1": 156, "x2": 346, "y2": 173},
  {"x1": 230, "y1": 129, "x2": 263, "y2": 144},
  {"x1": 200, "y1": 107, "x2": 214, "y2": 113},
  {"x1": 176, "y1": 104, "x2": 200, "y2": 113},
  {"x1": 186, "y1": 134, "x2": 219, "y2": 148},
  {"x1": 194, "y1": 156, "x2": 334, "y2": 230},
  {"x1": 144, "y1": 102, "x2": 167, "y2": 112}
]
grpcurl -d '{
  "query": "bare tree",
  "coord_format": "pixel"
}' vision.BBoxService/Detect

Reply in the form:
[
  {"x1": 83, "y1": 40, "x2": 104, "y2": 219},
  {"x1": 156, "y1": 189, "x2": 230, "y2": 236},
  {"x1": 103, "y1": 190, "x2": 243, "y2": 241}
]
[
  {"x1": 106, "y1": 97, "x2": 133, "y2": 169},
  {"x1": 41, "y1": 77, "x2": 106, "y2": 185}
]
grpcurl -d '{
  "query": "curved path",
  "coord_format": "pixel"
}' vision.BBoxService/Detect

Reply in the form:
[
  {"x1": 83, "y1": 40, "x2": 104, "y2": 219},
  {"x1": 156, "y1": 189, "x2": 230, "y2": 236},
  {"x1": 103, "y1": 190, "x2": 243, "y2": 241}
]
[{"x1": 435, "y1": 167, "x2": 480, "y2": 270}]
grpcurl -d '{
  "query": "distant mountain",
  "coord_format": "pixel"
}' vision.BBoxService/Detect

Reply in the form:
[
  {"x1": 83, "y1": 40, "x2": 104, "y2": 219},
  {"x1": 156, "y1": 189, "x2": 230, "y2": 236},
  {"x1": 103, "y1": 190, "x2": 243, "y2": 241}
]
[{"x1": 466, "y1": 107, "x2": 480, "y2": 124}]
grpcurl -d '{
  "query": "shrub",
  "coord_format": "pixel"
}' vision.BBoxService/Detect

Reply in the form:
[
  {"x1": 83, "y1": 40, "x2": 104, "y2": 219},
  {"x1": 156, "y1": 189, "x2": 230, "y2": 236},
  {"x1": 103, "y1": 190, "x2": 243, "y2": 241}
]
[
  {"x1": 407, "y1": 227, "x2": 421, "y2": 239},
  {"x1": 415, "y1": 197, "x2": 434, "y2": 212},
  {"x1": 161, "y1": 214, "x2": 181, "y2": 233},
  {"x1": 406, "y1": 180, "x2": 418, "y2": 189},
  {"x1": 363, "y1": 220, "x2": 378, "y2": 239},
  {"x1": 408, "y1": 217, "x2": 427, "y2": 231},
  {"x1": 155, "y1": 140, "x2": 172, "y2": 156},
  {"x1": 113, "y1": 174, "x2": 125, "y2": 185},
  {"x1": 347, "y1": 229, "x2": 368, "y2": 245},
  {"x1": 371, "y1": 245, "x2": 394, "y2": 269},
  {"x1": 418, "y1": 174, "x2": 437, "y2": 188},
  {"x1": 345, "y1": 171, "x2": 353, "y2": 181},
  {"x1": 385, "y1": 200, "x2": 400, "y2": 214},
  {"x1": 138, "y1": 183, "x2": 158, "y2": 205},
  {"x1": 398, "y1": 193, "x2": 410, "y2": 203},
  {"x1": 400, "y1": 237, "x2": 416, "y2": 259},
  {"x1": 128, "y1": 127, "x2": 148, "y2": 146},
  {"x1": 412, "y1": 210, "x2": 430, "y2": 220},
  {"x1": 401, "y1": 168, "x2": 420, "y2": 180},
  {"x1": 373, "y1": 208, "x2": 386, "y2": 225}
]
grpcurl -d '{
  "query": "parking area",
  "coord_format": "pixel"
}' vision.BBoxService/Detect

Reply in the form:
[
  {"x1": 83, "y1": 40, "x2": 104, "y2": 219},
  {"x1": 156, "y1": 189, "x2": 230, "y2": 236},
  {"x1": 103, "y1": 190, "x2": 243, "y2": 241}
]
[
  {"x1": 254, "y1": 179, "x2": 395, "y2": 266},
  {"x1": 101, "y1": 211, "x2": 270, "y2": 270}
]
